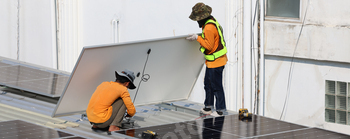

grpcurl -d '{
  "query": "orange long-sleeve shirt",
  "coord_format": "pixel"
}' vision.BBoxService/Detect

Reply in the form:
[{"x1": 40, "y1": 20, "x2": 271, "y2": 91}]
[
  {"x1": 86, "y1": 81, "x2": 136, "y2": 123},
  {"x1": 197, "y1": 23, "x2": 228, "y2": 68}
]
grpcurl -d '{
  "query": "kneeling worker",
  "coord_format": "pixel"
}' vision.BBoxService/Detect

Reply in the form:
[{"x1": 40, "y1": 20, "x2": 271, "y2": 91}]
[{"x1": 86, "y1": 69, "x2": 137, "y2": 132}]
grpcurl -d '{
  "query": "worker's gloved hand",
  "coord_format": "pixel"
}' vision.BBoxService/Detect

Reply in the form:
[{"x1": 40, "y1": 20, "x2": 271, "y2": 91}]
[{"x1": 186, "y1": 34, "x2": 198, "y2": 41}]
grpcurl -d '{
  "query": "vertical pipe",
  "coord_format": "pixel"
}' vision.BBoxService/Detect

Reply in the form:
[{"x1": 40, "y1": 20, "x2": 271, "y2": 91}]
[
  {"x1": 113, "y1": 20, "x2": 116, "y2": 43},
  {"x1": 117, "y1": 20, "x2": 119, "y2": 43},
  {"x1": 112, "y1": 19, "x2": 120, "y2": 43},
  {"x1": 55, "y1": 0, "x2": 59, "y2": 69},
  {"x1": 236, "y1": 0, "x2": 239, "y2": 111},
  {"x1": 243, "y1": 0, "x2": 252, "y2": 110},
  {"x1": 259, "y1": 0, "x2": 265, "y2": 116},
  {"x1": 17, "y1": 0, "x2": 20, "y2": 60},
  {"x1": 252, "y1": 0, "x2": 259, "y2": 115}
]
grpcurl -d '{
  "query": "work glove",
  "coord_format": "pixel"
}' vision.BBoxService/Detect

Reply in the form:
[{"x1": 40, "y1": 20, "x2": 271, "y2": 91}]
[{"x1": 186, "y1": 34, "x2": 198, "y2": 41}]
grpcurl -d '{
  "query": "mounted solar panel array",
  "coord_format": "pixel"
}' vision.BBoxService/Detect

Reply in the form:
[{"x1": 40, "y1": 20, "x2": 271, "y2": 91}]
[
  {"x1": 0, "y1": 57, "x2": 70, "y2": 97},
  {"x1": 0, "y1": 120, "x2": 85, "y2": 139},
  {"x1": 115, "y1": 114, "x2": 350, "y2": 138}
]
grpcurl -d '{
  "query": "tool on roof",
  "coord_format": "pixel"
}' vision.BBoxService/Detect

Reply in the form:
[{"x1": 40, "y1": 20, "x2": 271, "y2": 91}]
[
  {"x1": 121, "y1": 116, "x2": 135, "y2": 129},
  {"x1": 141, "y1": 130, "x2": 157, "y2": 139},
  {"x1": 239, "y1": 108, "x2": 252, "y2": 122}
]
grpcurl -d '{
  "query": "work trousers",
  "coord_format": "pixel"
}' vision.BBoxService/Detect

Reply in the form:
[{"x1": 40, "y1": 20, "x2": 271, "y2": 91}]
[
  {"x1": 204, "y1": 65, "x2": 226, "y2": 111},
  {"x1": 94, "y1": 98, "x2": 126, "y2": 128}
]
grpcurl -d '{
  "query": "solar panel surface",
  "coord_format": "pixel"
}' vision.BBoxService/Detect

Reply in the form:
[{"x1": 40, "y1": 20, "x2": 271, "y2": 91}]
[
  {"x1": 0, "y1": 58, "x2": 70, "y2": 97},
  {"x1": 0, "y1": 120, "x2": 85, "y2": 139},
  {"x1": 115, "y1": 114, "x2": 350, "y2": 139}
]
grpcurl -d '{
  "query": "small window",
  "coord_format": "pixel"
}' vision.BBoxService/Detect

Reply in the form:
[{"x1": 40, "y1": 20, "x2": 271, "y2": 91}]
[
  {"x1": 266, "y1": 0, "x2": 300, "y2": 18},
  {"x1": 325, "y1": 80, "x2": 350, "y2": 125}
]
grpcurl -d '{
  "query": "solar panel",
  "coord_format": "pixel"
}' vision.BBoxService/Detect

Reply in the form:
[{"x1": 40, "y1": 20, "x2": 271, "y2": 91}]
[
  {"x1": 52, "y1": 35, "x2": 205, "y2": 117},
  {"x1": 0, "y1": 57, "x2": 70, "y2": 97},
  {"x1": 115, "y1": 114, "x2": 350, "y2": 138},
  {"x1": 0, "y1": 120, "x2": 85, "y2": 139}
]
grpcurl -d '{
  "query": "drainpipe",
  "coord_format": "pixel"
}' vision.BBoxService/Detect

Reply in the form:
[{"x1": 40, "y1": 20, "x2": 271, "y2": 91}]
[
  {"x1": 54, "y1": 0, "x2": 59, "y2": 69},
  {"x1": 243, "y1": 0, "x2": 252, "y2": 111},
  {"x1": 17, "y1": 0, "x2": 20, "y2": 60},
  {"x1": 259, "y1": 0, "x2": 265, "y2": 116}
]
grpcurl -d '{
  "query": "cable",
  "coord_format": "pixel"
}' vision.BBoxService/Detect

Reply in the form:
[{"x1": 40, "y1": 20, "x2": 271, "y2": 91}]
[
  {"x1": 279, "y1": 0, "x2": 310, "y2": 120},
  {"x1": 133, "y1": 49, "x2": 151, "y2": 103},
  {"x1": 194, "y1": 114, "x2": 210, "y2": 120}
]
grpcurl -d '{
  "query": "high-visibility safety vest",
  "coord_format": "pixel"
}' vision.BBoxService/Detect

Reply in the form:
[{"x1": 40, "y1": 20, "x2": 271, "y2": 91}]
[{"x1": 200, "y1": 18, "x2": 227, "y2": 61}]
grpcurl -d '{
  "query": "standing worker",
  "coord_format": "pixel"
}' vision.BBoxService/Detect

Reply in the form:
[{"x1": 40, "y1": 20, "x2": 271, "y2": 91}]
[
  {"x1": 86, "y1": 69, "x2": 137, "y2": 131},
  {"x1": 186, "y1": 2, "x2": 228, "y2": 116}
]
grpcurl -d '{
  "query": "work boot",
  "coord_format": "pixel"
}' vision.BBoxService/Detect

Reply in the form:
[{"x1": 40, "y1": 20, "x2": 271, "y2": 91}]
[
  {"x1": 210, "y1": 111, "x2": 224, "y2": 117},
  {"x1": 201, "y1": 107, "x2": 212, "y2": 114}
]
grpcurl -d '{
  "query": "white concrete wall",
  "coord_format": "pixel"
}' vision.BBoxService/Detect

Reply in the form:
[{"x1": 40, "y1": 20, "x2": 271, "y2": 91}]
[
  {"x1": 56, "y1": 0, "x2": 82, "y2": 72},
  {"x1": 0, "y1": 0, "x2": 227, "y2": 71},
  {"x1": 0, "y1": 1, "x2": 17, "y2": 58},
  {"x1": 265, "y1": 0, "x2": 350, "y2": 63},
  {"x1": 81, "y1": 0, "x2": 226, "y2": 45},
  {"x1": 0, "y1": 0, "x2": 57, "y2": 68},
  {"x1": 265, "y1": 56, "x2": 350, "y2": 134},
  {"x1": 264, "y1": 0, "x2": 350, "y2": 135}
]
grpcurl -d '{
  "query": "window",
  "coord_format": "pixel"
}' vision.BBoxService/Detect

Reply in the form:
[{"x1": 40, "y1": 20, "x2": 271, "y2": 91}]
[
  {"x1": 266, "y1": 0, "x2": 300, "y2": 18},
  {"x1": 325, "y1": 80, "x2": 350, "y2": 125}
]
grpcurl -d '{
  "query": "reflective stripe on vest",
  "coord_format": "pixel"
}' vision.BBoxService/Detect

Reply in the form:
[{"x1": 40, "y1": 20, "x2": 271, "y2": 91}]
[{"x1": 200, "y1": 19, "x2": 227, "y2": 61}]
